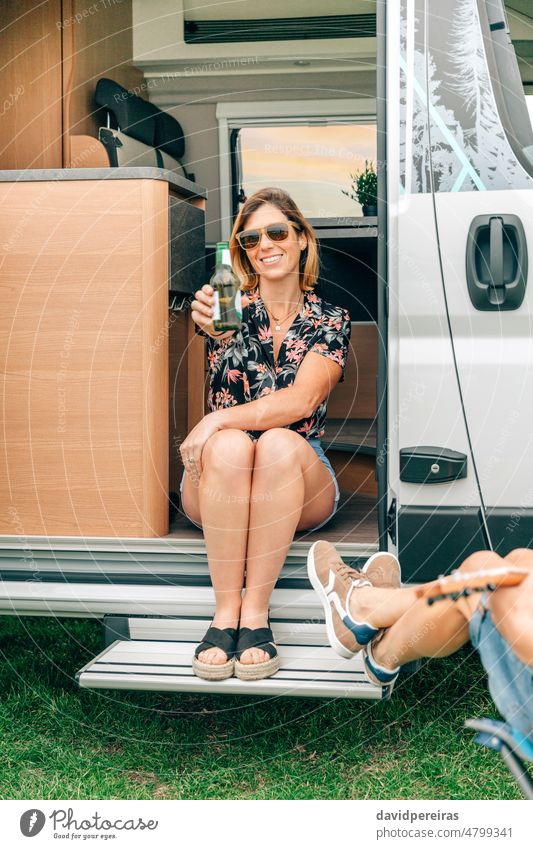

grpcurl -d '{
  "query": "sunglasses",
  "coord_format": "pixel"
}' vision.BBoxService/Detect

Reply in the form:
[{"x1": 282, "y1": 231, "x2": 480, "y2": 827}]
[{"x1": 236, "y1": 221, "x2": 301, "y2": 251}]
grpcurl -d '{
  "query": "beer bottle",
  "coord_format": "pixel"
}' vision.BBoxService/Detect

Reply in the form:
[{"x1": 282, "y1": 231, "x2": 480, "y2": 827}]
[{"x1": 211, "y1": 242, "x2": 242, "y2": 332}]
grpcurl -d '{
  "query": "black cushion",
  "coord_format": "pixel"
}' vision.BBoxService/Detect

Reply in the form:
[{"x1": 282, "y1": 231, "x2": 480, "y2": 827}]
[
  {"x1": 154, "y1": 109, "x2": 185, "y2": 160},
  {"x1": 94, "y1": 78, "x2": 156, "y2": 146},
  {"x1": 95, "y1": 78, "x2": 185, "y2": 159}
]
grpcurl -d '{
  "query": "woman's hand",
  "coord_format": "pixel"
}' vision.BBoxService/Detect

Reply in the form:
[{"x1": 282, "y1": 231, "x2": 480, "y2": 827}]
[
  {"x1": 190, "y1": 284, "x2": 216, "y2": 334},
  {"x1": 191, "y1": 284, "x2": 249, "y2": 338},
  {"x1": 180, "y1": 412, "x2": 224, "y2": 481}
]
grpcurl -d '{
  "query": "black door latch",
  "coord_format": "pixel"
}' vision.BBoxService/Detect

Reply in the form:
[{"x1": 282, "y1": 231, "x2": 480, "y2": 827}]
[{"x1": 466, "y1": 214, "x2": 527, "y2": 310}]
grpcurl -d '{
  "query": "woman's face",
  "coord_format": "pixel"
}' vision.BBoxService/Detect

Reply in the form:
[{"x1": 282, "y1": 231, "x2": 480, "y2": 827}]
[{"x1": 241, "y1": 202, "x2": 307, "y2": 285}]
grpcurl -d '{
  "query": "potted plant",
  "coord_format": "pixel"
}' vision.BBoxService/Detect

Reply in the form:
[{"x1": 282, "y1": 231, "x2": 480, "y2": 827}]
[{"x1": 343, "y1": 160, "x2": 378, "y2": 216}]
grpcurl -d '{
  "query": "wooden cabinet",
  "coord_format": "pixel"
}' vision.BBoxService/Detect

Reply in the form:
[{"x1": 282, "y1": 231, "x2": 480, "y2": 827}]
[{"x1": 0, "y1": 174, "x2": 204, "y2": 537}]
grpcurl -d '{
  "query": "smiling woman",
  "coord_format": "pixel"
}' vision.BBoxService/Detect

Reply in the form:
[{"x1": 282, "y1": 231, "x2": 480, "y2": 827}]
[{"x1": 182, "y1": 187, "x2": 351, "y2": 683}]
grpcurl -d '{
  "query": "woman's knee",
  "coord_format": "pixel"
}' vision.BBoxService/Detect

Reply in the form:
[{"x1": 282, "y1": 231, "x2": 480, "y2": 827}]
[
  {"x1": 254, "y1": 428, "x2": 305, "y2": 468},
  {"x1": 202, "y1": 428, "x2": 255, "y2": 475}
]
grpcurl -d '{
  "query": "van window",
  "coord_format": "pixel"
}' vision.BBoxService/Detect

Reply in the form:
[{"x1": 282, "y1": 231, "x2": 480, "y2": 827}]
[
  {"x1": 482, "y1": 1, "x2": 533, "y2": 173},
  {"x1": 236, "y1": 124, "x2": 376, "y2": 218}
]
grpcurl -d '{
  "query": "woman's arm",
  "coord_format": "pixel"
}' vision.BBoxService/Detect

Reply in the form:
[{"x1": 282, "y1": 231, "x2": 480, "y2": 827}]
[
  {"x1": 180, "y1": 352, "x2": 342, "y2": 473},
  {"x1": 213, "y1": 352, "x2": 342, "y2": 432}
]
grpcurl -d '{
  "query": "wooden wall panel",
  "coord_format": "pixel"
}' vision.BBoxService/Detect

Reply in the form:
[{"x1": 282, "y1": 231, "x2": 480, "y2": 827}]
[
  {"x1": 62, "y1": 0, "x2": 144, "y2": 163},
  {"x1": 0, "y1": 0, "x2": 143, "y2": 169},
  {"x1": 326, "y1": 324, "x2": 378, "y2": 497},
  {"x1": 0, "y1": 178, "x2": 168, "y2": 537},
  {"x1": 327, "y1": 452, "x2": 377, "y2": 497},
  {"x1": 0, "y1": 0, "x2": 62, "y2": 169},
  {"x1": 328, "y1": 323, "x2": 378, "y2": 420}
]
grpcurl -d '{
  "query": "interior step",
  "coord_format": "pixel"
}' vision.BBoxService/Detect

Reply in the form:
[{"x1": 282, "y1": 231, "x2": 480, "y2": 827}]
[
  {"x1": 77, "y1": 638, "x2": 388, "y2": 700},
  {"x1": 323, "y1": 419, "x2": 376, "y2": 455}
]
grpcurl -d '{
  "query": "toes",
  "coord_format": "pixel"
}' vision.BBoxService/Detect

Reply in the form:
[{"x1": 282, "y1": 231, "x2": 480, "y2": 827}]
[
  {"x1": 198, "y1": 648, "x2": 226, "y2": 665},
  {"x1": 240, "y1": 648, "x2": 269, "y2": 665}
]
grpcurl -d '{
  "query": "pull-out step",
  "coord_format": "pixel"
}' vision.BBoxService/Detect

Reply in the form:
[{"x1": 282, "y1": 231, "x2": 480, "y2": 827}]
[
  {"x1": 77, "y1": 639, "x2": 387, "y2": 700},
  {"x1": 76, "y1": 615, "x2": 390, "y2": 700}
]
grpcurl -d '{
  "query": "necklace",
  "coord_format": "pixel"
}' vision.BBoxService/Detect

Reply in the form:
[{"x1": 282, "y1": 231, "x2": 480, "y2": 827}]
[{"x1": 262, "y1": 295, "x2": 303, "y2": 331}]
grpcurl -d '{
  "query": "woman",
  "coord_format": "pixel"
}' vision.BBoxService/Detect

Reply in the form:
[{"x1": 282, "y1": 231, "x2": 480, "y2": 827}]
[{"x1": 179, "y1": 187, "x2": 351, "y2": 682}]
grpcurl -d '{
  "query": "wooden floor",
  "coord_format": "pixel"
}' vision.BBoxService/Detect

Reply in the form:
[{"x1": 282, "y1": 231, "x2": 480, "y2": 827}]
[{"x1": 169, "y1": 493, "x2": 378, "y2": 545}]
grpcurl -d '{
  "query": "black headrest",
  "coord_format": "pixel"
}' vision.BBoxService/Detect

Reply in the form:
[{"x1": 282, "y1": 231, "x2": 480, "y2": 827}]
[
  {"x1": 95, "y1": 78, "x2": 185, "y2": 159},
  {"x1": 95, "y1": 78, "x2": 157, "y2": 146},
  {"x1": 154, "y1": 110, "x2": 185, "y2": 160}
]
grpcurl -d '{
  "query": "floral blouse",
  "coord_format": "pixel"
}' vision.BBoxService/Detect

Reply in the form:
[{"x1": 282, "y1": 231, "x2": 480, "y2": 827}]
[{"x1": 199, "y1": 289, "x2": 351, "y2": 441}]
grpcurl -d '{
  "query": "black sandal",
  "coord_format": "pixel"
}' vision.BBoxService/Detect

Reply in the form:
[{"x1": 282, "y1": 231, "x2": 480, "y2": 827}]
[
  {"x1": 234, "y1": 625, "x2": 280, "y2": 681},
  {"x1": 192, "y1": 626, "x2": 238, "y2": 681}
]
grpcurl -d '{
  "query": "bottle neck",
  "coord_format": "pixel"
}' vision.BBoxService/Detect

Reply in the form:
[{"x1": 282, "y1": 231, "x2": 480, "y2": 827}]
[{"x1": 216, "y1": 242, "x2": 231, "y2": 267}]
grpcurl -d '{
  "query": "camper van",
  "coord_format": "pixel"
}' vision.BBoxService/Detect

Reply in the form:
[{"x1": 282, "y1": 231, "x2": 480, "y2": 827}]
[{"x1": 0, "y1": 0, "x2": 532, "y2": 700}]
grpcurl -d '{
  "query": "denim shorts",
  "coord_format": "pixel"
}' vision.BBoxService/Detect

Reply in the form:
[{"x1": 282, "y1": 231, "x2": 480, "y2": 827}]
[
  {"x1": 179, "y1": 434, "x2": 340, "y2": 532},
  {"x1": 469, "y1": 595, "x2": 533, "y2": 743},
  {"x1": 306, "y1": 437, "x2": 340, "y2": 530}
]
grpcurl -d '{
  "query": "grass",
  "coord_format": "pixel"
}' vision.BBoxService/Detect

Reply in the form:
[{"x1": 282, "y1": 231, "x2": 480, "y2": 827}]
[{"x1": 0, "y1": 615, "x2": 527, "y2": 800}]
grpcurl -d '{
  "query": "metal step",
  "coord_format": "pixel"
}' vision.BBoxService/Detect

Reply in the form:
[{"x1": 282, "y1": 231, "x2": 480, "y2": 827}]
[
  {"x1": 103, "y1": 615, "x2": 335, "y2": 646},
  {"x1": 0, "y1": 581, "x2": 333, "y2": 620},
  {"x1": 77, "y1": 637, "x2": 387, "y2": 700},
  {"x1": 0, "y1": 534, "x2": 377, "y2": 585}
]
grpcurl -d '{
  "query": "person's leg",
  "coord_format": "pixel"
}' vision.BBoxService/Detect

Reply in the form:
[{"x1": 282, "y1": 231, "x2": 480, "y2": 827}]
[
  {"x1": 239, "y1": 429, "x2": 337, "y2": 664},
  {"x1": 487, "y1": 548, "x2": 533, "y2": 666},
  {"x1": 181, "y1": 428, "x2": 255, "y2": 664},
  {"x1": 309, "y1": 538, "x2": 532, "y2": 678},
  {"x1": 370, "y1": 550, "x2": 506, "y2": 670}
]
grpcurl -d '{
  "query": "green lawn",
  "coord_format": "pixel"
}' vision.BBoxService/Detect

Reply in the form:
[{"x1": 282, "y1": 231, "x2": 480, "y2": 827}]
[{"x1": 0, "y1": 615, "x2": 526, "y2": 800}]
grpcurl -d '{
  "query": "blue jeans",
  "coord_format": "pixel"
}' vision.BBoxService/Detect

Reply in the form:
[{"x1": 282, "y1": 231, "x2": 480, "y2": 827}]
[
  {"x1": 179, "y1": 435, "x2": 340, "y2": 532},
  {"x1": 469, "y1": 595, "x2": 533, "y2": 743}
]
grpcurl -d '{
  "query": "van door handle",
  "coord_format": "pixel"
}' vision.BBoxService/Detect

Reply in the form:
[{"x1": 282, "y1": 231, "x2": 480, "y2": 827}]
[
  {"x1": 466, "y1": 214, "x2": 528, "y2": 310},
  {"x1": 489, "y1": 217, "x2": 504, "y2": 300}
]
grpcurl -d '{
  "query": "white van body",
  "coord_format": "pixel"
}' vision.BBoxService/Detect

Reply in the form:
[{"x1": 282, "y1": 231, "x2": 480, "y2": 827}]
[
  {"x1": 388, "y1": 0, "x2": 533, "y2": 581},
  {"x1": 0, "y1": 0, "x2": 532, "y2": 697}
]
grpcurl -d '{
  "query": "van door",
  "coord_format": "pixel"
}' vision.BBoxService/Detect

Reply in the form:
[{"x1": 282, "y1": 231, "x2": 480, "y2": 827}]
[
  {"x1": 429, "y1": 0, "x2": 533, "y2": 559},
  {"x1": 385, "y1": 0, "x2": 533, "y2": 580}
]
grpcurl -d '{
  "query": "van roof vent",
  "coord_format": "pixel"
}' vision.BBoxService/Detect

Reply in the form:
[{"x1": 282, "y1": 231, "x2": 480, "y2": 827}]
[{"x1": 184, "y1": 14, "x2": 376, "y2": 44}]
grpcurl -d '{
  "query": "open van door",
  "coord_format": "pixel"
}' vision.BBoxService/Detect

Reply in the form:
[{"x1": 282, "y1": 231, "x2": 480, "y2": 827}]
[{"x1": 386, "y1": 0, "x2": 533, "y2": 581}]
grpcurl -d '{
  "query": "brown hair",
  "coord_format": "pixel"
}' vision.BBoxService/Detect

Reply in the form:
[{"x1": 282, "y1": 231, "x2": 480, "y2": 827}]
[{"x1": 229, "y1": 187, "x2": 319, "y2": 292}]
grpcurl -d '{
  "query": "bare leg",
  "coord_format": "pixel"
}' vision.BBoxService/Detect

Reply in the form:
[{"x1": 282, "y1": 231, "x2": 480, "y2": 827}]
[
  {"x1": 487, "y1": 548, "x2": 533, "y2": 665},
  {"x1": 371, "y1": 595, "x2": 473, "y2": 670},
  {"x1": 359, "y1": 550, "x2": 507, "y2": 670},
  {"x1": 239, "y1": 429, "x2": 337, "y2": 664},
  {"x1": 181, "y1": 429, "x2": 255, "y2": 664}
]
